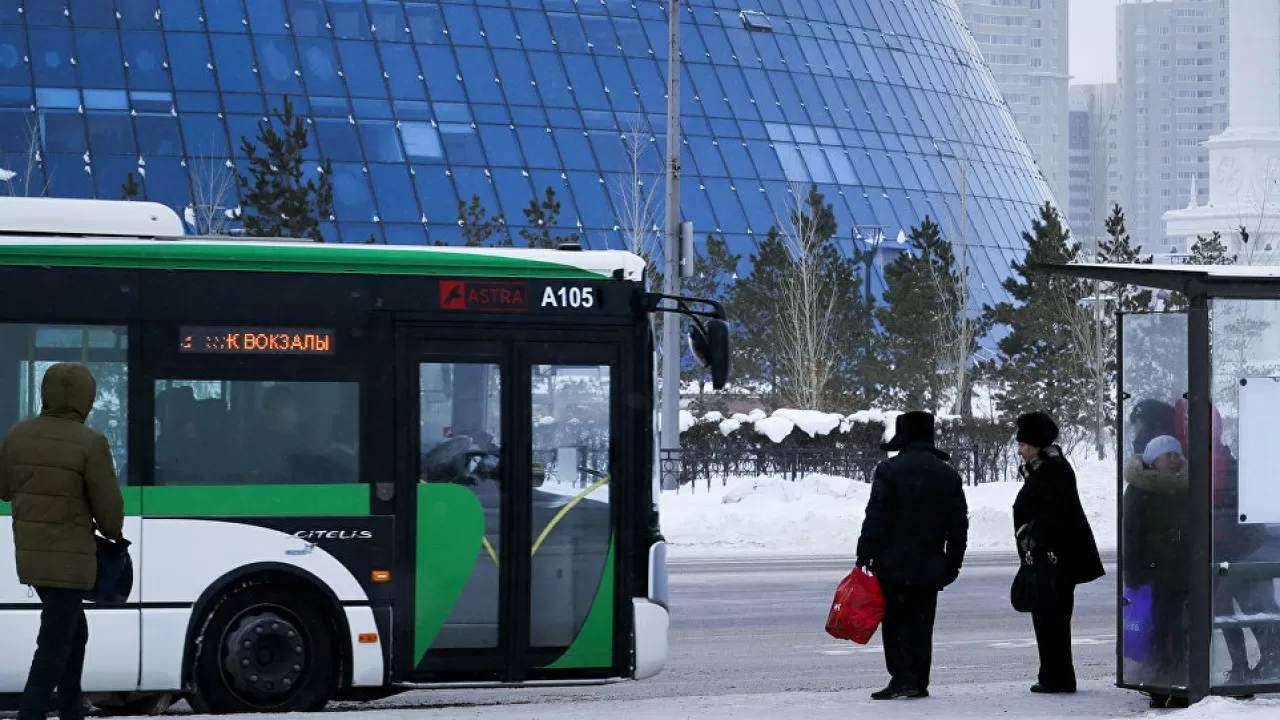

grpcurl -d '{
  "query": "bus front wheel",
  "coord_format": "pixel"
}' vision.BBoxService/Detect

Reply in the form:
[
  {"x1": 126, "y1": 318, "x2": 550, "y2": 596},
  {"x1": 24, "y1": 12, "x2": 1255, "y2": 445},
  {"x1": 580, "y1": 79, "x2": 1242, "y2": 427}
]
[{"x1": 189, "y1": 584, "x2": 337, "y2": 715}]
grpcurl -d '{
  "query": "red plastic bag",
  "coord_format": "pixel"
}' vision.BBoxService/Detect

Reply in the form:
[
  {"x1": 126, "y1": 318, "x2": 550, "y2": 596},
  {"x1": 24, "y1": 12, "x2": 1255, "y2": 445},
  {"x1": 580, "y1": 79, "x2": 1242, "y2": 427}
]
[{"x1": 825, "y1": 567, "x2": 885, "y2": 644}]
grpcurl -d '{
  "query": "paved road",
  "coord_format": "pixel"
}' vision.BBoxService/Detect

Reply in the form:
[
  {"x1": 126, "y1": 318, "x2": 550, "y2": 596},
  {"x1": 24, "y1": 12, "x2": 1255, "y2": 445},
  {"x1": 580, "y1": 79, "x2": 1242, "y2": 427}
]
[{"x1": 362, "y1": 551, "x2": 1121, "y2": 711}]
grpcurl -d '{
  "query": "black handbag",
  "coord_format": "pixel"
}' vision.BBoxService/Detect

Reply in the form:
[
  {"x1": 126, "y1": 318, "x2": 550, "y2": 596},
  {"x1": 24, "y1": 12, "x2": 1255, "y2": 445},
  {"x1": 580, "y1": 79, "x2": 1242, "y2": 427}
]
[
  {"x1": 91, "y1": 535, "x2": 134, "y2": 604},
  {"x1": 1010, "y1": 550, "x2": 1061, "y2": 613}
]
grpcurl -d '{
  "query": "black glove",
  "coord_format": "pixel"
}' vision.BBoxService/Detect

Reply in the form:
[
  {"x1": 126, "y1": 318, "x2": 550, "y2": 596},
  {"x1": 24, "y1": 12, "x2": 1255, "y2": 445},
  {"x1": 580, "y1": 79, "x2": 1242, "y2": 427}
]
[{"x1": 855, "y1": 557, "x2": 870, "y2": 570}]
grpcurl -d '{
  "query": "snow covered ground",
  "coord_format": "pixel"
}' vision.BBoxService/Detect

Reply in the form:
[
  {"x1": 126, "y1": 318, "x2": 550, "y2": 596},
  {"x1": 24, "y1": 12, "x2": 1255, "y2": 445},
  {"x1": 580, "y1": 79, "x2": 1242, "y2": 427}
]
[
  {"x1": 169, "y1": 682, "x2": 1277, "y2": 719},
  {"x1": 660, "y1": 455, "x2": 1116, "y2": 558}
]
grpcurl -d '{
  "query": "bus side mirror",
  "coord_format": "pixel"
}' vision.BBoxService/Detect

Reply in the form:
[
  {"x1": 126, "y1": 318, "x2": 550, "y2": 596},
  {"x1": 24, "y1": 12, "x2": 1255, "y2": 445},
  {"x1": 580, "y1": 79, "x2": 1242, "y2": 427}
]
[{"x1": 688, "y1": 318, "x2": 730, "y2": 390}]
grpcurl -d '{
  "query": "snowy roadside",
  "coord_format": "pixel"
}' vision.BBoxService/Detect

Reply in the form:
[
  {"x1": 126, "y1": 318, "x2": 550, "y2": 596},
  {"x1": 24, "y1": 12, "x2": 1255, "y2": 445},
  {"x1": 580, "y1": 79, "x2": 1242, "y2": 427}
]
[
  {"x1": 174, "y1": 681, "x2": 1276, "y2": 719},
  {"x1": 659, "y1": 456, "x2": 1117, "y2": 559}
]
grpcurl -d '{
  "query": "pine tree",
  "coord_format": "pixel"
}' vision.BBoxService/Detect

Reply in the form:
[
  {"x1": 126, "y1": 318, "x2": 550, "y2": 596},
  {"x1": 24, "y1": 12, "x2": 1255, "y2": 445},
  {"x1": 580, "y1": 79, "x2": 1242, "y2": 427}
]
[
  {"x1": 457, "y1": 194, "x2": 507, "y2": 246},
  {"x1": 729, "y1": 184, "x2": 868, "y2": 408},
  {"x1": 984, "y1": 202, "x2": 1092, "y2": 432},
  {"x1": 1098, "y1": 204, "x2": 1154, "y2": 313},
  {"x1": 236, "y1": 96, "x2": 334, "y2": 241},
  {"x1": 875, "y1": 217, "x2": 949, "y2": 410},
  {"x1": 1165, "y1": 230, "x2": 1235, "y2": 310},
  {"x1": 120, "y1": 172, "x2": 140, "y2": 201},
  {"x1": 519, "y1": 186, "x2": 580, "y2": 248}
]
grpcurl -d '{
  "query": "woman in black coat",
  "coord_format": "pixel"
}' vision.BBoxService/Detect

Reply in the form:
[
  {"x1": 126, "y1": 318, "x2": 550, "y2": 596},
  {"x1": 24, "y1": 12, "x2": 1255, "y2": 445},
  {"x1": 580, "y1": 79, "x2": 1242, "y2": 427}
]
[{"x1": 1012, "y1": 412, "x2": 1106, "y2": 694}]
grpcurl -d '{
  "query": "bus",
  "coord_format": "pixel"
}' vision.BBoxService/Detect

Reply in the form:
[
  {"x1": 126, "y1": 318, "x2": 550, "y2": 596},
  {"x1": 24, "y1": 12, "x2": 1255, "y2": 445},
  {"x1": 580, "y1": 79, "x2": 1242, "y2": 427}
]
[{"x1": 0, "y1": 198, "x2": 729, "y2": 715}]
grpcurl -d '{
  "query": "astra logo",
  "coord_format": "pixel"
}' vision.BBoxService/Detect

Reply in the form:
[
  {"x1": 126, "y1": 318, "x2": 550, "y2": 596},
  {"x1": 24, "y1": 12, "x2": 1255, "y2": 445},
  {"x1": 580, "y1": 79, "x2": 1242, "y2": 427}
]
[{"x1": 293, "y1": 530, "x2": 374, "y2": 541}]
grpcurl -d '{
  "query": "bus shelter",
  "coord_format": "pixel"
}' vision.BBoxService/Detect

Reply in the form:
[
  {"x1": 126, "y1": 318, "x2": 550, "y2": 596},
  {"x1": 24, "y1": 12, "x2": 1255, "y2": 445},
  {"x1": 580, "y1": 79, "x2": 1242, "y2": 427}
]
[{"x1": 1045, "y1": 263, "x2": 1280, "y2": 704}]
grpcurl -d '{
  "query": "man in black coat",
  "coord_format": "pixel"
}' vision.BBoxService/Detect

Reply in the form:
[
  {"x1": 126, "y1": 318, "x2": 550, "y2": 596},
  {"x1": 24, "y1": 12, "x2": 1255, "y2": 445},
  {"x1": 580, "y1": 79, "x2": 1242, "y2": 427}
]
[{"x1": 856, "y1": 411, "x2": 969, "y2": 700}]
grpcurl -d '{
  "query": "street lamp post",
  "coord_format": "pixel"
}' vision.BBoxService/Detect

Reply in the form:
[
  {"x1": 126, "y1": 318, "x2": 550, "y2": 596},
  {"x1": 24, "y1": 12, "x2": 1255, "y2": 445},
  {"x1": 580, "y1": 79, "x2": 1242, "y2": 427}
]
[{"x1": 660, "y1": 0, "x2": 683, "y2": 490}]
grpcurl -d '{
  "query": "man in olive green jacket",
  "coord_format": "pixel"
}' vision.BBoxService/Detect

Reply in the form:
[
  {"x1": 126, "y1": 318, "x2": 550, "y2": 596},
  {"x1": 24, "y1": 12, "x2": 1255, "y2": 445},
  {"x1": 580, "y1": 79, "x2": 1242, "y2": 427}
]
[{"x1": 0, "y1": 363, "x2": 124, "y2": 720}]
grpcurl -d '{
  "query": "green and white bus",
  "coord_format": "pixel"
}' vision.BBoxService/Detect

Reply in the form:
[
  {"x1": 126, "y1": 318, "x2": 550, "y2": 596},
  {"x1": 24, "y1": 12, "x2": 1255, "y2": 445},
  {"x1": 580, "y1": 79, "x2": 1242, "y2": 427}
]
[{"x1": 0, "y1": 198, "x2": 728, "y2": 715}]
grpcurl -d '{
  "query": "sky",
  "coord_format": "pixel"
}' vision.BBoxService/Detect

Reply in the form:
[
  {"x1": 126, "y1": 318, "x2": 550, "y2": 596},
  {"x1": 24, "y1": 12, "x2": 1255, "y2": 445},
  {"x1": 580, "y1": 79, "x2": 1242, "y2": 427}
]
[{"x1": 1069, "y1": 0, "x2": 1120, "y2": 84}]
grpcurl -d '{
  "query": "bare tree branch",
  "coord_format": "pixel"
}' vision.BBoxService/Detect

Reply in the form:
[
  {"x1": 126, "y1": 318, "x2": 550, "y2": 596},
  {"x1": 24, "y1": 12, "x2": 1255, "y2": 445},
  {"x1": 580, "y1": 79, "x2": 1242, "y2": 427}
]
[
  {"x1": 773, "y1": 182, "x2": 840, "y2": 409},
  {"x1": 1, "y1": 116, "x2": 51, "y2": 197},
  {"x1": 612, "y1": 114, "x2": 664, "y2": 278}
]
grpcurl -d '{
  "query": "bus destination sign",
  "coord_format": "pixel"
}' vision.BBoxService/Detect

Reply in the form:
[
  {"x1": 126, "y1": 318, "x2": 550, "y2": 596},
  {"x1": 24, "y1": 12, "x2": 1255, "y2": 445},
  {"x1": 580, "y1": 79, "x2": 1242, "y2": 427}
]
[{"x1": 180, "y1": 327, "x2": 335, "y2": 355}]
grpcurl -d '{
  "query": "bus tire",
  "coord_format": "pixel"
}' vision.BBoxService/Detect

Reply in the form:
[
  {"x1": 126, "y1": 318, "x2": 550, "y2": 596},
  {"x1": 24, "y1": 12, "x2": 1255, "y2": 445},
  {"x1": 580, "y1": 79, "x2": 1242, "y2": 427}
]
[{"x1": 188, "y1": 584, "x2": 337, "y2": 715}]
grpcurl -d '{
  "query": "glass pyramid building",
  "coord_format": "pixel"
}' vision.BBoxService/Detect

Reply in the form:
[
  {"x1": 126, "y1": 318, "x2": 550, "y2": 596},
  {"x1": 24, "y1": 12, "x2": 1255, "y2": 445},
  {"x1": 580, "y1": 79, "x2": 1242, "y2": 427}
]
[{"x1": 0, "y1": 0, "x2": 1056, "y2": 309}]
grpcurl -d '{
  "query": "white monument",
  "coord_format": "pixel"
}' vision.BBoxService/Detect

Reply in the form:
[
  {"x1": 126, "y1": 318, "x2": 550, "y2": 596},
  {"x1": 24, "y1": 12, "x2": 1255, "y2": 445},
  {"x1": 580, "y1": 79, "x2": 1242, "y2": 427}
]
[{"x1": 1164, "y1": 0, "x2": 1280, "y2": 261}]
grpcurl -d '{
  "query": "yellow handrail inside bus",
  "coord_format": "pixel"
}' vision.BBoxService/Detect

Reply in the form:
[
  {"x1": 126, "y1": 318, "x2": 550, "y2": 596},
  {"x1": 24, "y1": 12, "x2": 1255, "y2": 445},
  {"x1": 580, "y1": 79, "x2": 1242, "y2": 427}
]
[
  {"x1": 531, "y1": 475, "x2": 610, "y2": 557},
  {"x1": 480, "y1": 475, "x2": 610, "y2": 567}
]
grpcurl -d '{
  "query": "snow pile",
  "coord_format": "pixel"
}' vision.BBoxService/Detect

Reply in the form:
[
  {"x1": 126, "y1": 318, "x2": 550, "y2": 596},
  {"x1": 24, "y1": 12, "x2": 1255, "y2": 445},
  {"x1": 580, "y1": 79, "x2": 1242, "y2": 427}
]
[
  {"x1": 660, "y1": 455, "x2": 1117, "y2": 558},
  {"x1": 681, "y1": 406, "x2": 903, "y2": 443}
]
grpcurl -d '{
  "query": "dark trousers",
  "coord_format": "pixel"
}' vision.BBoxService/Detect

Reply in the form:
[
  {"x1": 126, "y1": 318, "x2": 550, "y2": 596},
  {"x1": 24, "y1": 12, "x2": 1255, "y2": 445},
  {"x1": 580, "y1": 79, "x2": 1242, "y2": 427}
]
[
  {"x1": 1031, "y1": 582, "x2": 1077, "y2": 689},
  {"x1": 18, "y1": 587, "x2": 89, "y2": 720},
  {"x1": 880, "y1": 583, "x2": 939, "y2": 691}
]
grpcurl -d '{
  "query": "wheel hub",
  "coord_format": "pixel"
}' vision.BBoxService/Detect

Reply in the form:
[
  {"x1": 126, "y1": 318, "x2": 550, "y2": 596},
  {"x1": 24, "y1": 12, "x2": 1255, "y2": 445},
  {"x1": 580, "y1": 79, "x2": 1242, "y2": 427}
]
[{"x1": 222, "y1": 611, "x2": 307, "y2": 700}]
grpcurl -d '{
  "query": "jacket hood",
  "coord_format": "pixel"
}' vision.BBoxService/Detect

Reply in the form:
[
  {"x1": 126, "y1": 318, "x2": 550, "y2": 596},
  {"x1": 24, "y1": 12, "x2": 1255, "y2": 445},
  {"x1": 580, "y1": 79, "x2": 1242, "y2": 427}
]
[
  {"x1": 1123, "y1": 455, "x2": 1187, "y2": 494},
  {"x1": 40, "y1": 363, "x2": 97, "y2": 423}
]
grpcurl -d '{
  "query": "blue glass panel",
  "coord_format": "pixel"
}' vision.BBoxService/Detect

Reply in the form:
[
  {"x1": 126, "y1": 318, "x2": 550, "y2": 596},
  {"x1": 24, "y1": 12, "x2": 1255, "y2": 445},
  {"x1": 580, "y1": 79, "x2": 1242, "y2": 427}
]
[
  {"x1": 68, "y1": 0, "x2": 117, "y2": 28},
  {"x1": 157, "y1": 0, "x2": 200, "y2": 30},
  {"x1": 517, "y1": 127, "x2": 559, "y2": 169},
  {"x1": 118, "y1": 1, "x2": 161, "y2": 30},
  {"x1": 337, "y1": 40, "x2": 386, "y2": 98},
  {"x1": 166, "y1": 32, "x2": 215, "y2": 91},
  {"x1": 40, "y1": 110, "x2": 86, "y2": 154},
  {"x1": 579, "y1": 14, "x2": 620, "y2": 56},
  {"x1": 552, "y1": 129, "x2": 596, "y2": 171},
  {"x1": 380, "y1": 43, "x2": 426, "y2": 100},
  {"x1": 28, "y1": 29, "x2": 77, "y2": 87},
  {"x1": 491, "y1": 49, "x2": 539, "y2": 106},
  {"x1": 328, "y1": 0, "x2": 372, "y2": 41},
  {"x1": 439, "y1": 122, "x2": 485, "y2": 165},
  {"x1": 203, "y1": 0, "x2": 247, "y2": 33},
  {"x1": 297, "y1": 38, "x2": 346, "y2": 95},
  {"x1": 513, "y1": 10, "x2": 555, "y2": 51},
  {"x1": 0, "y1": 28, "x2": 29, "y2": 86},
  {"x1": 567, "y1": 171, "x2": 610, "y2": 231},
  {"x1": 93, "y1": 156, "x2": 141, "y2": 199},
  {"x1": 86, "y1": 112, "x2": 137, "y2": 157},
  {"x1": 46, "y1": 153, "x2": 94, "y2": 198},
  {"x1": 443, "y1": 4, "x2": 484, "y2": 46},
  {"x1": 491, "y1": 167, "x2": 533, "y2": 220},
  {"x1": 28, "y1": 2, "x2": 69, "y2": 26},
  {"x1": 339, "y1": 222, "x2": 382, "y2": 243},
  {"x1": 563, "y1": 56, "x2": 609, "y2": 111},
  {"x1": 180, "y1": 113, "x2": 230, "y2": 157},
  {"x1": 529, "y1": 53, "x2": 573, "y2": 108},
  {"x1": 247, "y1": 0, "x2": 289, "y2": 34},
  {"x1": 384, "y1": 224, "x2": 427, "y2": 245},
  {"x1": 369, "y1": 163, "x2": 419, "y2": 222},
  {"x1": 35, "y1": 88, "x2": 79, "y2": 109},
  {"x1": 313, "y1": 118, "x2": 363, "y2": 161},
  {"x1": 367, "y1": 1, "x2": 409, "y2": 42},
  {"x1": 455, "y1": 47, "x2": 503, "y2": 104},
  {"x1": 329, "y1": 161, "x2": 375, "y2": 220},
  {"x1": 210, "y1": 34, "x2": 259, "y2": 92},
  {"x1": 477, "y1": 7, "x2": 521, "y2": 50},
  {"x1": 255, "y1": 36, "x2": 303, "y2": 93},
  {"x1": 412, "y1": 165, "x2": 458, "y2": 224},
  {"x1": 613, "y1": 17, "x2": 650, "y2": 57},
  {"x1": 359, "y1": 120, "x2": 404, "y2": 162},
  {"x1": 135, "y1": 113, "x2": 182, "y2": 156},
  {"x1": 399, "y1": 121, "x2": 444, "y2": 162},
  {"x1": 417, "y1": 46, "x2": 464, "y2": 102},
  {"x1": 406, "y1": 2, "x2": 446, "y2": 44},
  {"x1": 479, "y1": 124, "x2": 523, "y2": 167},
  {"x1": 288, "y1": 0, "x2": 327, "y2": 37}
]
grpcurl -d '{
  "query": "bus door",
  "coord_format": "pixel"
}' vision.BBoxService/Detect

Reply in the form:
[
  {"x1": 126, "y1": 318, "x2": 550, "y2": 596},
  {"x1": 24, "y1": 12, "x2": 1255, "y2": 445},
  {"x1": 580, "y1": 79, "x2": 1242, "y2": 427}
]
[{"x1": 394, "y1": 329, "x2": 622, "y2": 683}]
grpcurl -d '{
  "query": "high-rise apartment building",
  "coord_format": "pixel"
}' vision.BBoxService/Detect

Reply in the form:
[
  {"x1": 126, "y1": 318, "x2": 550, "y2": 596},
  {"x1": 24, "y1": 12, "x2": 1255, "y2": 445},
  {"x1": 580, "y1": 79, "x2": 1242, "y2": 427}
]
[
  {"x1": 1116, "y1": 0, "x2": 1229, "y2": 251},
  {"x1": 960, "y1": 0, "x2": 1071, "y2": 208},
  {"x1": 1068, "y1": 83, "x2": 1121, "y2": 252}
]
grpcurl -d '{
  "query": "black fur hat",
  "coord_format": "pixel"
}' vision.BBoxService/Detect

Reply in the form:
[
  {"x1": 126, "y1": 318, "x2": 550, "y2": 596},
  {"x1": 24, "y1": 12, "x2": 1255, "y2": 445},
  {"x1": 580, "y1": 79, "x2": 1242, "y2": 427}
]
[
  {"x1": 1016, "y1": 412, "x2": 1059, "y2": 449},
  {"x1": 881, "y1": 411, "x2": 936, "y2": 452}
]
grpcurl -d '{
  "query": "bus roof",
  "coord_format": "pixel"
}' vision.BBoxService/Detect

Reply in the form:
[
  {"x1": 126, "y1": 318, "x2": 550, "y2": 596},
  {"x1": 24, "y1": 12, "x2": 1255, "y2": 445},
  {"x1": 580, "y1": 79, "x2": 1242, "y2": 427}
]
[{"x1": 0, "y1": 238, "x2": 648, "y2": 281}]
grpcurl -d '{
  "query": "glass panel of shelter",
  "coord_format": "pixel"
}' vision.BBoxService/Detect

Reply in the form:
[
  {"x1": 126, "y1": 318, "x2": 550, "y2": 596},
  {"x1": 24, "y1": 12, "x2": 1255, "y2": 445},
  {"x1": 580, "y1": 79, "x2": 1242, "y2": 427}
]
[
  {"x1": 1119, "y1": 312, "x2": 1190, "y2": 691},
  {"x1": 1210, "y1": 299, "x2": 1280, "y2": 688}
]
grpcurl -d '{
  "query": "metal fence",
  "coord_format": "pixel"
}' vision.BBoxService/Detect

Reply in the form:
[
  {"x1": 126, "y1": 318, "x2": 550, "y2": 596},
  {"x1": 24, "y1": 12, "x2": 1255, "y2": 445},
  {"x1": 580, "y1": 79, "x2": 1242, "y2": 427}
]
[{"x1": 661, "y1": 445, "x2": 1014, "y2": 492}]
